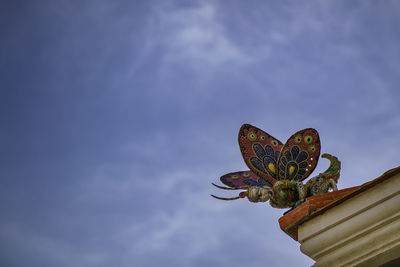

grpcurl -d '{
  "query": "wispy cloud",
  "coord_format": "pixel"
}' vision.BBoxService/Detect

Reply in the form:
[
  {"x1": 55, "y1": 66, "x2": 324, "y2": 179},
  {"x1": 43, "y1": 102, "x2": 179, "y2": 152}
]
[{"x1": 153, "y1": 2, "x2": 253, "y2": 68}]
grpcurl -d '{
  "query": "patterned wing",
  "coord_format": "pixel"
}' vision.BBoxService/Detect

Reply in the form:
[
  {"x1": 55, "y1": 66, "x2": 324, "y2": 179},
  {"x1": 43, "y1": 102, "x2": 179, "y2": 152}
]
[
  {"x1": 220, "y1": 171, "x2": 272, "y2": 189},
  {"x1": 238, "y1": 124, "x2": 282, "y2": 185},
  {"x1": 277, "y1": 128, "x2": 321, "y2": 181}
]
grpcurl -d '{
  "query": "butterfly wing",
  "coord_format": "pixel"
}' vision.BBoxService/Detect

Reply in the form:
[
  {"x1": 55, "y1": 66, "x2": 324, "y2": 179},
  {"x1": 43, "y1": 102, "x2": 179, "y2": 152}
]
[
  {"x1": 238, "y1": 124, "x2": 282, "y2": 185},
  {"x1": 277, "y1": 128, "x2": 321, "y2": 181},
  {"x1": 220, "y1": 170, "x2": 273, "y2": 189}
]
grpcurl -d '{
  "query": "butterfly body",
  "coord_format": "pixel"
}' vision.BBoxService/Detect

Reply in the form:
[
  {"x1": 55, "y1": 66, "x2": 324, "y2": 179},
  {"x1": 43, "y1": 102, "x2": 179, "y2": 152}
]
[
  {"x1": 212, "y1": 124, "x2": 341, "y2": 209},
  {"x1": 269, "y1": 180, "x2": 306, "y2": 208}
]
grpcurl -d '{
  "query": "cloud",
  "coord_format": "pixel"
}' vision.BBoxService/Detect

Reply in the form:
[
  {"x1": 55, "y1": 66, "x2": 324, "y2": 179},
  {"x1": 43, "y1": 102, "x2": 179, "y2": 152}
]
[
  {"x1": 153, "y1": 2, "x2": 252, "y2": 68},
  {"x1": 0, "y1": 222, "x2": 108, "y2": 267}
]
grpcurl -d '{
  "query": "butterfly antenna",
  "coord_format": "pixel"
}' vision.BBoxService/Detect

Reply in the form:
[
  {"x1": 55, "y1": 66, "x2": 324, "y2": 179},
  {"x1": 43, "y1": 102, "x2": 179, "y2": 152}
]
[
  {"x1": 211, "y1": 183, "x2": 248, "y2": 190},
  {"x1": 210, "y1": 194, "x2": 241, "y2": 200}
]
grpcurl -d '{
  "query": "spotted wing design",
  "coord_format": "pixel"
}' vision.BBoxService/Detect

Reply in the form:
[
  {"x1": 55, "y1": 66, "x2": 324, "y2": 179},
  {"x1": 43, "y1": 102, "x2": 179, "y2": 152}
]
[
  {"x1": 220, "y1": 171, "x2": 272, "y2": 189},
  {"x1": 277, "y1": 128, "x2": 321, "y2": 181},
  {"x1": 238, "y1": 124, "x2": 282, "y2": 185}
]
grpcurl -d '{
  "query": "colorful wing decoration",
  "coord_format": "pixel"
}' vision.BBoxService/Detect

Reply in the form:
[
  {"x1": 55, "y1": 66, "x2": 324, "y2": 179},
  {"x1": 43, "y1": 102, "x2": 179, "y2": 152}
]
[
  {"x1": 212, "y1": 124, "x2": 326, "y2": 205},
  {"x1": 220, "y1": 171, "x2": 272, "y2": 189},
  {"x1": 238, "y1": 124, "x2": 282, "y2": 185},
  {"x1": 277, "y1": 128, "x2": 321, "y2": 181}
]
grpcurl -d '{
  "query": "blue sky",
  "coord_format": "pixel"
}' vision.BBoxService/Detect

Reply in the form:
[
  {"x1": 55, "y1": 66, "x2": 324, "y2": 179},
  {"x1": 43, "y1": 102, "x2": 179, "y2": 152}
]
[{"x1": 1, "y1": 1, "x2": 400, "y2": 266}]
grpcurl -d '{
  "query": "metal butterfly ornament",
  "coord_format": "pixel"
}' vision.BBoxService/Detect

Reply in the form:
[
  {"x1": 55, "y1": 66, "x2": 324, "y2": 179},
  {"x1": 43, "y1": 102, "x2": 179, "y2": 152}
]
[{"x1": 212, "y1": 124, "x2": 341, "y2": 209}]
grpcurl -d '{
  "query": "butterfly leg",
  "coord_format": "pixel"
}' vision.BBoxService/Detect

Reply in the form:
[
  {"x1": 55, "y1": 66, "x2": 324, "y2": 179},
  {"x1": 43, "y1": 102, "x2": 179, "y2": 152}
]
[
  {"x1": 328, "y1": 178, "x2": 338, "y2": 191},
  {"x1": 295, "y1": 181, "x2": 307, "y2": 199}
]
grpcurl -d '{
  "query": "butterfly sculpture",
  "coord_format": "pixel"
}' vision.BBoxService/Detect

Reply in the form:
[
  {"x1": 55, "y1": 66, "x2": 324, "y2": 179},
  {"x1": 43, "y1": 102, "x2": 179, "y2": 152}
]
[{"x1": 212, "y1": 124, "x2": 341, "y2": 208}]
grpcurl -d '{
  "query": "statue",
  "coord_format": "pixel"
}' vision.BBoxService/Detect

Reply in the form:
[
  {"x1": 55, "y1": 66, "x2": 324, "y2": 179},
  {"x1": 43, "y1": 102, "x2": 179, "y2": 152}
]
[{"x1": 212, "y1": 124, "x2": 341, "y2": 209}]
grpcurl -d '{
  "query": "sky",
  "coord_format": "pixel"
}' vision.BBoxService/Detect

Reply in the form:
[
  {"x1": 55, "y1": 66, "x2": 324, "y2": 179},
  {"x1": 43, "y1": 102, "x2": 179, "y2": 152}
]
[{"x1": 1, "y1": 1, "x2": 400, "y2": 266}]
